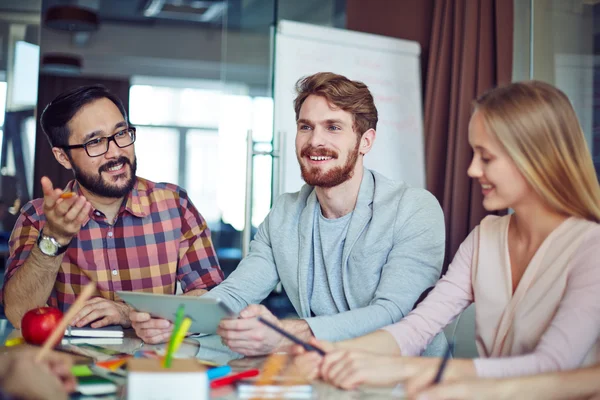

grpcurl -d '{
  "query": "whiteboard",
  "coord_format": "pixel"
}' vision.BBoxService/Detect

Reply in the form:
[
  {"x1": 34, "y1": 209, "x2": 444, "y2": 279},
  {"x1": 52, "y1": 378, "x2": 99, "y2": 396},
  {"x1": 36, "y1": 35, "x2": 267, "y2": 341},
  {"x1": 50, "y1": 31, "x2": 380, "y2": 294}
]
[{"x1": 274, "y1": 20, "x2": 425, "y2": 195}]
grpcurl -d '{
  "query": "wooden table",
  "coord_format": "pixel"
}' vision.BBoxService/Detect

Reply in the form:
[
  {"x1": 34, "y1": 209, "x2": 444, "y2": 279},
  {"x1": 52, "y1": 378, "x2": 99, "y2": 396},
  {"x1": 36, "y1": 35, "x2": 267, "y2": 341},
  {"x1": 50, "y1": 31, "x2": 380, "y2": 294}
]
[{"x1": 5, "y1": 328, "x2": 405, "y2": 399}]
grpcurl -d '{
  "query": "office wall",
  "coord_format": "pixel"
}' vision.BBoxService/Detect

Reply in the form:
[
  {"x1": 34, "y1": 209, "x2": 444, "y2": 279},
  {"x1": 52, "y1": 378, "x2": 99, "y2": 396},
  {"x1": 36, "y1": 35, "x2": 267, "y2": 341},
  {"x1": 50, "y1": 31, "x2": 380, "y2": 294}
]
[{"x1": 346, "y1": 0, "x2": 434, "y2": 89}]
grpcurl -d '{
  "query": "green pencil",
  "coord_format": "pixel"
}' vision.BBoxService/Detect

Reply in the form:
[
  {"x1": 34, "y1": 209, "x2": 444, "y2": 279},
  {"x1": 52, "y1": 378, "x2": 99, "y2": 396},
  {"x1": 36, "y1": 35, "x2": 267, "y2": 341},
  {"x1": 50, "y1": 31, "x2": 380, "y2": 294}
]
[{"x1": 163, "y1": 304, "x2": 185, "y2": 368}]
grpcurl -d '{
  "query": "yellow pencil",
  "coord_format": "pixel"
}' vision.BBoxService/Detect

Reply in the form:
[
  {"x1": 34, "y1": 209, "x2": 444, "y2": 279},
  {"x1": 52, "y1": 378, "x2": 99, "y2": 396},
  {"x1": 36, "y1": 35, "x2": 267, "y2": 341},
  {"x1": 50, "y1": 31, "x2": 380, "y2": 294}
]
[{"x1": 171, "y1": 317, "x2": 192, "y2": 355}]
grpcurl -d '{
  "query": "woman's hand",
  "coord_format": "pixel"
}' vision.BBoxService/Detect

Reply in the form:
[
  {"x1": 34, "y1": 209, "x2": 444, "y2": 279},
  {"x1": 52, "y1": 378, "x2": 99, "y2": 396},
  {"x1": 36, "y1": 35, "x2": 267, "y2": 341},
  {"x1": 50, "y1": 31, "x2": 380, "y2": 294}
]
[
  {"x1": 320, "y1": 351, "x2": 426, "y2": 390},
  {"x1": 290, "y1": 338, "x2": 336, "y2": 381},
  {"x1": 405, "y1": 359, "x2": 477, "y2": 396}
]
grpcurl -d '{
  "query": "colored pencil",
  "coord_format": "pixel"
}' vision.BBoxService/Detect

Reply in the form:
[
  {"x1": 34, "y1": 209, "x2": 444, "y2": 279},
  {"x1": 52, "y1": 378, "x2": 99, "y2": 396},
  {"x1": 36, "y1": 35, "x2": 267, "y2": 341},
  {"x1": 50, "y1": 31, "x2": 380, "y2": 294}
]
[
  {"x1": 210, "y1": 369, "x2": 260, "y2": 389},
  {"x1": 36, "y1": 281, "x2": 97, "y2": 362},
  {"x1": 257, "y1": 317, "x2": 325, "y2": 356},
  {"x1": 433, "y1": 342, "x2": 454, "y2": 384}
]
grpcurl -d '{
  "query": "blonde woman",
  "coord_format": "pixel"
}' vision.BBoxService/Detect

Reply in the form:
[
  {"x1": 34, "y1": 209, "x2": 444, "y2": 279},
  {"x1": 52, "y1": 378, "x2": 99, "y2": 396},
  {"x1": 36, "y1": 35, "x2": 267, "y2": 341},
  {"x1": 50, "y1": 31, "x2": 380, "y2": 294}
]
[{"x1": 294, "y1": 81, "x2": 600, "y2": 395}]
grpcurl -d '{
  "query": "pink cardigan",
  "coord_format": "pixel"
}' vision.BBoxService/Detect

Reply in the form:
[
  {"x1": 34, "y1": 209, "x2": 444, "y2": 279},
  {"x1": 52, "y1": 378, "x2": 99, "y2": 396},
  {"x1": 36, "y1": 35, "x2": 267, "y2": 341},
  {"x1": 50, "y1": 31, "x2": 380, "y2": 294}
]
[{"x1": 382, "y1": 215, "x2": 600, "y2": 377}]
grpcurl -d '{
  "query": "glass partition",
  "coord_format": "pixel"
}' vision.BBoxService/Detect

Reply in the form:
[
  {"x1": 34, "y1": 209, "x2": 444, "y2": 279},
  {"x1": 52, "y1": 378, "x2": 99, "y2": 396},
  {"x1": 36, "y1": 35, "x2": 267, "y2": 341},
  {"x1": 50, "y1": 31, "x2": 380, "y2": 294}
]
[
  {"x1": 517, "y1": 0, "x2": 599, "y2": 178},
  {"x1": 0, "y1": 0, "x2": 346, "y2": 282},
  {"x1": 0, "y1": 0, "x2": 41, "y2": 279}
]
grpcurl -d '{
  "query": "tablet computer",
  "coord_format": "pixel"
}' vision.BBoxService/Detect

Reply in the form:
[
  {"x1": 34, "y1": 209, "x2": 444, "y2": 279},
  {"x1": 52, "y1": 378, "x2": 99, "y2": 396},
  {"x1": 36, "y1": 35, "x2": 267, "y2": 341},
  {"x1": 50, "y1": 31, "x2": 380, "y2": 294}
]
[{"x1": 116, "y1": 291, "x2": 236, "y2": 335}]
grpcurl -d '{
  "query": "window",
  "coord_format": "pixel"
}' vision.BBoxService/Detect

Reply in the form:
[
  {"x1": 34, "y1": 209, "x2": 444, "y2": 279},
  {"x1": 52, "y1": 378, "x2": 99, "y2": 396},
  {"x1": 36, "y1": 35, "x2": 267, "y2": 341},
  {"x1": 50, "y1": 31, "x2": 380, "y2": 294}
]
[
  {"x1": 134, "y1": 127, "x2": 179, "y2": 185},
  {"x1": 130, "y1": 82, "x2": 273, "y2": 235}
]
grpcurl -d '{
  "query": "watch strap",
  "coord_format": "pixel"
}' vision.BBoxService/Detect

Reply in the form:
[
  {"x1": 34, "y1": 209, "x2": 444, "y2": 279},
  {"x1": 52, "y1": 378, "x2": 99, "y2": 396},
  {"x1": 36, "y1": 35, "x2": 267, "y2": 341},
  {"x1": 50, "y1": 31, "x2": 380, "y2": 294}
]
[{"x1": 37, "y1": 229, "x2": 70, "y2": 256}]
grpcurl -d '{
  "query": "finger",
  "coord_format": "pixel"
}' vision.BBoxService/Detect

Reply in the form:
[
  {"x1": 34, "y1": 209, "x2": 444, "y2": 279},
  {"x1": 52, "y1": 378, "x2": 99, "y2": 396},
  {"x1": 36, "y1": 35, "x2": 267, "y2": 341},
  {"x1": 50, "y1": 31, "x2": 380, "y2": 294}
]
[
  {"x1": 62, "y1": 373, "x2": 78, "y2": 393},
  {"x1": 218, "y1": 318, "x2": 259, "y2": 332},
  {"x1": 63, "y1": 196, "x2": 88, "y2": 223},
  {"x1": 91, "y1": 316, "x2": 113, "y2": 329},
  {"x1": 309, "y1": 338, "x2": 335, "y2": 353},
  {"x1": 44, "y1": 188, "x2": 63, "y2": 210},
  {"x1": 75, "y1": 307, "x2": 109, "y2": 327},
  {"x1": 140, "y1": 330, "x2": 172, "y2": 344},
  {"x1": 332, "y1": 363, "x2": 364, "y2": 390},
  {"x1": 239, "y1": 304, "x2": 267, "y2": 319},
  {"x1": 76, "y1": 202, "x2": 92, "y2": 225},
  {"x1": 136, "y1": 327, "x2": 173, "y2": 338},
  {"x1": 45, "y1": 350, "x2": 74, "y2": 369},
  {"x1": 53, "y1": 195, "x2": 79, "y2": 217},
  {"x1": 45, "y1": 353, "x2": 76, "y2": 393},
  {"x1": 133, "y1": 318, "x2": 172, "y2": 330},
  {"x1": 129, "y1": 311, "x2": 152, "y2": 323},
  {"x1": 320, "y1": 351, "x2": 348, "y2": 379},
  {"x1": 41, "y1": 177, "x2": 57, "y2": 198},
  {"x1": 72, "y1": 301, "x2": 107, "y2": 325},
  {"x1": 292, "y1": 344, "x2": 307, "y2": 355},
  {"x1": 327, "y1": 355, "x2": 354, "y2": 385},
  {"x1": 72, "y1": 304, "x2": 94, "y2": 325},
  {"x1": 223, "y1": 340, "x2": 267, "y2": 356},
  {"x1": 85, "y1": 297, "x2": 107, "y2": 304},
  {"x1": 217, "y1": 324, "x2": 261, "y2": 340},
  {"x1": 220, "y1": 336, "x2": 262, "y2": 349},
  {"x1": 292, "y1": 353, "x2": 322, "y2": 380},
  {"x1": 50, "y1": 361, "x2": 73, "y2": 378}
]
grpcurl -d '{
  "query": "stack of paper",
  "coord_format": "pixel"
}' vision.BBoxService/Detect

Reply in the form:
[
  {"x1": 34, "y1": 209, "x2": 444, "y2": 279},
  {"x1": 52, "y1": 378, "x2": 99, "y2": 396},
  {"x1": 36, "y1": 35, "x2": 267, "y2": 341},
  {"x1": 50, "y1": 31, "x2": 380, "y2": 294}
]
[
  {"x1": 65, "y1": 325, "x2": 124, "y2": 338},
  {"x1": 237, "y1": 382, "x2": 312, "y2": 399}
]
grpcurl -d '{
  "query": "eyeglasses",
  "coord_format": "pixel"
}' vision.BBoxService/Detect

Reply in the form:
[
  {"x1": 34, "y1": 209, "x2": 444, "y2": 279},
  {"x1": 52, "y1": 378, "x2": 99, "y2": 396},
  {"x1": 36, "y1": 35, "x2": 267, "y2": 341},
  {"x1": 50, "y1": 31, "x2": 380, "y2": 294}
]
[{"x1": 62, "y1": 127, "x2": 136, "y2": 157}]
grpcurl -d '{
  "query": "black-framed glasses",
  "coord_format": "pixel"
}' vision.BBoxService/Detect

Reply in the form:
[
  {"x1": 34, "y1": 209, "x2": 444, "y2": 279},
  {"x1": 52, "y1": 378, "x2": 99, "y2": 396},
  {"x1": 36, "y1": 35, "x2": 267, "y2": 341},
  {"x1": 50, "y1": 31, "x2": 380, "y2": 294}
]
[{"x1": 62, "y1": 127, "x2": 136, "y2": 157}]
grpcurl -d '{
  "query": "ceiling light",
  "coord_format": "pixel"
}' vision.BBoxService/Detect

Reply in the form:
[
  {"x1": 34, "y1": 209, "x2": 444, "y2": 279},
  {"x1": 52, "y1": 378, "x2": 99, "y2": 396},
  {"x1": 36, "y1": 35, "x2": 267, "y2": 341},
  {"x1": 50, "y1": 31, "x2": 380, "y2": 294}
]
[{"x1": 44, "y1": 5, "x2": 99, "y2": 32}]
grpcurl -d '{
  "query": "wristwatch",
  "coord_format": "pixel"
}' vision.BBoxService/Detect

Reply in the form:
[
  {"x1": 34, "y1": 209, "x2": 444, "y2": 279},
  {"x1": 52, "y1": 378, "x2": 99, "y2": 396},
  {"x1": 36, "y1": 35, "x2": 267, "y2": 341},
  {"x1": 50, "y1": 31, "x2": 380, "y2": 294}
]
[{"x1": 37, "y1": 229, "x2": 70, "y2": 256}]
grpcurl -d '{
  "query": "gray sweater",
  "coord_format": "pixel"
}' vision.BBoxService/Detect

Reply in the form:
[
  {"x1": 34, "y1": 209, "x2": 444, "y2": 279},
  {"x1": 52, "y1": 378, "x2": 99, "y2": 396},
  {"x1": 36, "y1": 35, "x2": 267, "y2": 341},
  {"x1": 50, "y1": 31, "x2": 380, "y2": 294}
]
[{"x1": 207, "y1": 168, "x2": 447, "y2": 355}]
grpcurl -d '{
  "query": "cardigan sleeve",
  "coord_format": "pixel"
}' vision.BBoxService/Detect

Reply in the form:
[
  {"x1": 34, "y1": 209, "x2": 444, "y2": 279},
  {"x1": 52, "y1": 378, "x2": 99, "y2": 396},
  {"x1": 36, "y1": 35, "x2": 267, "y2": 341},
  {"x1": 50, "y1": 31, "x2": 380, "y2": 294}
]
[{"x1": 381, "y1": 227, "x2": 477, "y2": 355}]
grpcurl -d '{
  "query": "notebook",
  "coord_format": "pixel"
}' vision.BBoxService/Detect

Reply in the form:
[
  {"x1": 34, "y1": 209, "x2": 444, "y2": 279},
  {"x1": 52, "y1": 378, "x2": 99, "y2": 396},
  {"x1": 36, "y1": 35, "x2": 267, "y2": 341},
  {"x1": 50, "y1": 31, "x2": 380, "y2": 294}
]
[
  {"x1": 72, "y1": 365, "x2": 122, "y2": 396},
  {"x1": 65, "y1": 325, "x2": 124, "y2": 338},
  {"x1": 62, "y1": 336, "x2": 124, "y2": 346},
  {"x1": 76, "y1": 376, "x2": 118, "y2": 396}
]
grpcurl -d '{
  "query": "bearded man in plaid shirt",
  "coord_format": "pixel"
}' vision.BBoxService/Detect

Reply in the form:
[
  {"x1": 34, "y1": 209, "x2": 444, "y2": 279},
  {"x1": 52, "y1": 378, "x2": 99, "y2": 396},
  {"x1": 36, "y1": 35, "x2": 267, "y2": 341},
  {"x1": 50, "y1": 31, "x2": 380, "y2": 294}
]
[{"x1": 2, "y1": 85, "x2": 223, "y2": 334}]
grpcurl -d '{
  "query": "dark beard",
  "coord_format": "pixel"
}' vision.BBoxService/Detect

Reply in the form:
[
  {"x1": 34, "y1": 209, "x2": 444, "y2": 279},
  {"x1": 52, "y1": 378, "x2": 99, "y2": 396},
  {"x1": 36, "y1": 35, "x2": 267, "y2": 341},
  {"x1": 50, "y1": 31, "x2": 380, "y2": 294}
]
[
  {"x1": 298, "y1": 138, "x2": 360, "y2": 188},
  {"x1": 71, "y1": 156, "x2": 137, "y2": 198}
]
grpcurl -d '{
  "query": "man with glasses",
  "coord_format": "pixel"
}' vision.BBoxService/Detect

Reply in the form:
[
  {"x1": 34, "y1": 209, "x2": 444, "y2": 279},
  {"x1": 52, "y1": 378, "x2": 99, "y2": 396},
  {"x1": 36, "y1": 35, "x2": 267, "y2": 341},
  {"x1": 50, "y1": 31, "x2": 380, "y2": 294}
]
[{"x1": 2, "y1": 85, "x2": 223, "y2": 332}]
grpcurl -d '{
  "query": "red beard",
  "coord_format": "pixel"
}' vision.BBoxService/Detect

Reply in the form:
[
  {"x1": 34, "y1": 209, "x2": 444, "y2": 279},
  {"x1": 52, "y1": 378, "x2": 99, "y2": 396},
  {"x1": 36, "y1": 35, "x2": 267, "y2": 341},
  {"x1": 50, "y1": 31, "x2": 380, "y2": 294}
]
[{"x1": 298, "y1": 139, "x2": 360, "y2": 188}]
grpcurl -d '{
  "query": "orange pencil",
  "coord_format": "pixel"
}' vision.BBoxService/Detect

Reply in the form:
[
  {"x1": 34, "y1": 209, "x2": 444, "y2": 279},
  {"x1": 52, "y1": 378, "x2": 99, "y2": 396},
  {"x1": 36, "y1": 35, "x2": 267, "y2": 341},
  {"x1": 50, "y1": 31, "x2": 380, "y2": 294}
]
[
  {"x1": 60, "y1": 192, "x2": 75, "y2": 199},
  {"x1": 35, "y1": 281, "x2": 96, "y2": 362}
]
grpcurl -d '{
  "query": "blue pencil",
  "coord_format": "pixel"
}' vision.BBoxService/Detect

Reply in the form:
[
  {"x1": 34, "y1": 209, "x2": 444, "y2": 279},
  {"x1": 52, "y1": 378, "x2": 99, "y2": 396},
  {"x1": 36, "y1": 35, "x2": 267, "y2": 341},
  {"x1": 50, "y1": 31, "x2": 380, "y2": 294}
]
[
  {"x1": 433, "y1": 342, "x2": 454, "y2": 384},
  {"x1": 207, "y1": 365, "x2": 232, "y2": 380},
  {"x1": 257, "y1": 316, "x2": 326, "y2": 356}
]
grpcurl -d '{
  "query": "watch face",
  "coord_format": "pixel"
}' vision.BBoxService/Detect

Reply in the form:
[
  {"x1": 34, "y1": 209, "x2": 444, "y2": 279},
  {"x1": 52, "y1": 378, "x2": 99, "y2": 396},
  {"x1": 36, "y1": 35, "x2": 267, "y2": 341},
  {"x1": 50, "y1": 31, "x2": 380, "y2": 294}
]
[{"x1": 39, "y1": 237, "x2": 58, "y2": 256}]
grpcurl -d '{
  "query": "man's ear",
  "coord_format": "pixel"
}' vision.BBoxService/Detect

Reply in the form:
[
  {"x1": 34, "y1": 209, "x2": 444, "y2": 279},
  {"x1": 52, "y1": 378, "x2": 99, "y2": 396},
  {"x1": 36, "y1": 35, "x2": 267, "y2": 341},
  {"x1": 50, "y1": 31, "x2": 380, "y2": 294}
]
[
  {"x1": 359, "y1": 129, "x2": 376, "y2": 155},
  {"x1": 52, "y1": 147, "x2": 73, "y2": 170}
]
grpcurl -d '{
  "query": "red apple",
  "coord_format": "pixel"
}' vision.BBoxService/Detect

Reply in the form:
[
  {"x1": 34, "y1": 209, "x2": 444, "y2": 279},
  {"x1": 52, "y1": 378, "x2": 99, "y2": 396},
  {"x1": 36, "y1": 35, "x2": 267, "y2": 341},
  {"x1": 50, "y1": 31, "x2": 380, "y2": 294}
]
[{"x1": 21, "y1": 307, "x2": 64, "y2": 346}]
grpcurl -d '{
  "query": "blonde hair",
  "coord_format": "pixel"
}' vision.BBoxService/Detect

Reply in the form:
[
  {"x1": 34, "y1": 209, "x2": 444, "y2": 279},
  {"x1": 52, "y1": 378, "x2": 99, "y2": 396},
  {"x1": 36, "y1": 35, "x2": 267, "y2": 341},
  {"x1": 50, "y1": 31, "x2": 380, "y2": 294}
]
[{"x1": 474, "y1": 80, "x2": 600, "y2": 223}]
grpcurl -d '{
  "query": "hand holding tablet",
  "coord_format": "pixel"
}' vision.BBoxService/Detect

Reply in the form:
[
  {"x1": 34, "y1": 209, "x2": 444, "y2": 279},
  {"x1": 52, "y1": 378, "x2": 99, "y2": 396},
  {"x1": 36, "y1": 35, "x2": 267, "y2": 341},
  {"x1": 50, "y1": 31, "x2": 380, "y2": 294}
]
[{"x1": 117, "y1": 292, "x2": 236, "y2": 335}]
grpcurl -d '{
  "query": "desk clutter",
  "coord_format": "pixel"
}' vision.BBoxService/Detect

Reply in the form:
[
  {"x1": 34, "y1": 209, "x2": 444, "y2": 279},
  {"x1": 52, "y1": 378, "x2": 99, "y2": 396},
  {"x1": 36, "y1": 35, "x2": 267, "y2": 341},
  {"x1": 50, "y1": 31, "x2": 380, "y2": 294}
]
[
  {"x1": 5, "y1": 298, "x2": 313, "y2": 399},
  {"x1": 6, "y1": 332, "x2": 313, "y2": 399},
  {"x1": 65, "y1": 345, "x2": 312, "y2": 399}
]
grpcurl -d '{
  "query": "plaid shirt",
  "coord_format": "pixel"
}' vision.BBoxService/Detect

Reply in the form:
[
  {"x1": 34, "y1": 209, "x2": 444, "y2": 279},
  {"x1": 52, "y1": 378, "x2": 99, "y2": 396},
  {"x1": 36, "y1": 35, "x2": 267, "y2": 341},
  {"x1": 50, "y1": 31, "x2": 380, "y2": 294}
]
[{"x1": 2, "y1": 177, "x2": 223, "y2": 311}]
